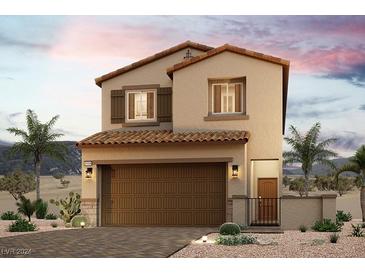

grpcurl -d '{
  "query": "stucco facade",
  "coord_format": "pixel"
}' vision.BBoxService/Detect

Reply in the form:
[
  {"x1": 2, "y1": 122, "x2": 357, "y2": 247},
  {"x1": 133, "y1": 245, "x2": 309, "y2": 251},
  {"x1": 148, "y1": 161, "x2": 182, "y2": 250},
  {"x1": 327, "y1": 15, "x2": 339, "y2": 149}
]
[{"x1": 79, "y1": 41, "x2": 298, "y2": 227}]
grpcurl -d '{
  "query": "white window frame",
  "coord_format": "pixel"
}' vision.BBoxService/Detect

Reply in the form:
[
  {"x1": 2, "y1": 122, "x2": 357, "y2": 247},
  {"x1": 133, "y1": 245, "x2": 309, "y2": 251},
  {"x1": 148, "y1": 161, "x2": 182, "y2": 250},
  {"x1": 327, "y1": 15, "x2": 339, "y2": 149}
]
[
  {"x1": 211, "y1": 83, "x2": 243, "y2": 115},
  {"x1": 125, "y1": 89, "x2": 157, "y2": 122}
]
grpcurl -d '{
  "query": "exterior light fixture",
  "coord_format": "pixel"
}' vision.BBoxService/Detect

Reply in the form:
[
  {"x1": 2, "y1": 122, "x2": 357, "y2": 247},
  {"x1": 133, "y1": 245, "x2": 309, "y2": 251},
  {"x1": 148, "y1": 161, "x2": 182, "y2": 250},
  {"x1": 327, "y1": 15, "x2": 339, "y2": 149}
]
[
  {"x1": 84, "y1": 161, "x2": 92, "y2": 167},
  {"x1": 80, "y1": 221, "x2": 85, "y2": 228},
  {"x1": 202, "y1": 236, "x2": 208, "y2": 243},
  {"x1": 85, "y1": 167, "x2": 93, "y2": 178},
  {"x1": 232, "y1": 165, "x2": 239, "y2": 177}
]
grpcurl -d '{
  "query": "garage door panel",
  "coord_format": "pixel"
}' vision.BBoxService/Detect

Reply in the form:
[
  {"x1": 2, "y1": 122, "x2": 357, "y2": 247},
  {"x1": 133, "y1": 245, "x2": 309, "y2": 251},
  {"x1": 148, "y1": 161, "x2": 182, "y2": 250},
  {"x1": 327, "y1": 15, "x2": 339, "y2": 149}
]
[{"x1": 101, "y1": 163, "x2": 226, "y2": 226}]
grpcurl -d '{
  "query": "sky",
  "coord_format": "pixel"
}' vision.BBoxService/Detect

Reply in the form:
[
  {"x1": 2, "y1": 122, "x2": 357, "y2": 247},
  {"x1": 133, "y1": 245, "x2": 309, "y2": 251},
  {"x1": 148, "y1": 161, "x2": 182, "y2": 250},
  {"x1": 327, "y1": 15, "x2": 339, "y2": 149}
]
[{"x1": 0, "y1": 16, "x2": 364, "y2": 157}]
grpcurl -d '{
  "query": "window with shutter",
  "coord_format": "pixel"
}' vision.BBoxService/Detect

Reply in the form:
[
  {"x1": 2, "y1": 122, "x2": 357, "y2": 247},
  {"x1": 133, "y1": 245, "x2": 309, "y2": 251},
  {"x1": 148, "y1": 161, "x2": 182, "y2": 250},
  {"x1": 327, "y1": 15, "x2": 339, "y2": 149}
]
[
  {"x1": 126, "y1": 89, "x2": 157, "y2": 122},
  {"x1": 211, "y1": 81, "x2": 245, "y2": 114}
]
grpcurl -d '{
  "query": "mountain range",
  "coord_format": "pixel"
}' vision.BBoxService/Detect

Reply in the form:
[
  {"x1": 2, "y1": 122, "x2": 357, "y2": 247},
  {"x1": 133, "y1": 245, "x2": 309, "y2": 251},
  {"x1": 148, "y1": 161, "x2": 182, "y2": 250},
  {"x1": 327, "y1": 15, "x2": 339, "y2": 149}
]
[
  {"x1": 0, "y1": 141, "x2": 81, "y2": 175},
  {"x1": 0, "y1": 141, "x2": 353, "y2": 176}
]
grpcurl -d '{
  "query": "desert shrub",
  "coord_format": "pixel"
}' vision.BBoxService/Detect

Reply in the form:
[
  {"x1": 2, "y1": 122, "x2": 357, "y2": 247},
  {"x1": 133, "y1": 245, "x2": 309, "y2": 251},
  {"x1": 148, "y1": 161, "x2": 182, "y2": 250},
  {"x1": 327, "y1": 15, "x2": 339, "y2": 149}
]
[
  {"x1": 8, "y1": 219, "x2": 36, "y2": 232},
  {"x1": 351, "y1": 224, "x2": 364, "y2": 237},
  {"x1": 50, "y1": 192, "x2": 81, "y2": 223},
  {"x1": 16, "y1": 196, "x2": 35, "y2": 222},
  {"x1": 71, "y1": 215, "x2": 88, "y2": 227},
  {"x1": 336, "y1": 210, "x2": 352, "y2": 223},
  {"x1": 283, "y1": 176, "x2": 291, "y2": 187},
  {"x1": 329, "y1": 233, "x2": 339, "y2": 243},
  {"x1": 312, "y1": 218, "x2": 341, "y2": 232},
  {"x1": 299, "y1": 225, "x2": 307, "y2": 232},
  {"x1": 0, "y1": 170, "x2": 35, "y2": 200},
  {"x1": 35, "y1": 199, "x2": 48, "y2": 219},
  {"x1": 289, "y1": 177, "x2": 314, "y2": 197},
  {"x1": 361, "y1": 223, "x2": 365, "y2": 228},
  {"x1": 1, "y1": 211, "x2": 20, "y2": 220},
  {"x1": 45, "y1": 213, "x2": 58, "y2": 220},
  {"x1": 219, "y1": 222, "x2": 241, "y2": 235},
  {"x1": 216, "y1": 234, "x2": 256, "y2": 245},
  {"x1": 51, "y1": 222, "x2": 58, "y2": 228}
]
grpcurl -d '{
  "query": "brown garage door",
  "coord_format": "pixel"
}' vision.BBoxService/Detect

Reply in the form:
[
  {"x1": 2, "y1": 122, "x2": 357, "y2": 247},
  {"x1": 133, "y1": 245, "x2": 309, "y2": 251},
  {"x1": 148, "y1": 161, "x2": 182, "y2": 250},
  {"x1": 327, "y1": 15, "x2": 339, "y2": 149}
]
[{"x1": 101, "y1": 163, "x2": 226, "y2": 226}]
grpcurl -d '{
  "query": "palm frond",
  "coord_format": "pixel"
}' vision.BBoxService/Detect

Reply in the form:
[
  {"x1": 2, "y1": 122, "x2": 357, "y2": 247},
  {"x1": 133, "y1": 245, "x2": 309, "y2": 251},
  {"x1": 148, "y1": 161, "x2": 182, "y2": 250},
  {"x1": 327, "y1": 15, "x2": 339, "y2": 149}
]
[
  {"x1": 6, "y1": 128, "x2": 28, "y2": 140},
  {"x1": 335, "y1": 163, "x2": 360, "y2": 178}
]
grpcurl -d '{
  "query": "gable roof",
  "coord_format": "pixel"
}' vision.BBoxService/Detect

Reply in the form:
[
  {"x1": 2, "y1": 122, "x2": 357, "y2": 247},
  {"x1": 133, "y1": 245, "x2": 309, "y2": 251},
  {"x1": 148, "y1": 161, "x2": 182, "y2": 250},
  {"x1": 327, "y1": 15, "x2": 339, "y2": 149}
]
[
  {"x1": 95, "y1": 41, "x2": 213, "y2": 87},
  {"x1": 166, "y1": 44, "x2": 290, "y2": 133}
]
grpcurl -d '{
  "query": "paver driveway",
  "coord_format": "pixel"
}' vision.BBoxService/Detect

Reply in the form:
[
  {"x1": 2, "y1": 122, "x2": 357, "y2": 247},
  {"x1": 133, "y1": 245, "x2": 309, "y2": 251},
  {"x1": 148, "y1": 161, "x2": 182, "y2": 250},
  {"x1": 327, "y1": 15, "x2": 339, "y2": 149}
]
[{"x1": 0, "y1": 227, "x2": 215, "y2": 258}]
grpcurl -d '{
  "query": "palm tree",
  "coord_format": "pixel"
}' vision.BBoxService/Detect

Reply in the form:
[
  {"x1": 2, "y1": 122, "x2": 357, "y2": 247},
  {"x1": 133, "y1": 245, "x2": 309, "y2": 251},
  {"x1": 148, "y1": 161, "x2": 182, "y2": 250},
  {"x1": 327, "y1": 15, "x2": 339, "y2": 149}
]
[
  {"x1": 335, "y1": 145, "x2": 365, "y2": 221},
  {"x1": 283, "y1": 122, "x2": 337, "y2": 197},
  {"x1": 7, "y1": 109, "x2": 67, "y2": 200}
]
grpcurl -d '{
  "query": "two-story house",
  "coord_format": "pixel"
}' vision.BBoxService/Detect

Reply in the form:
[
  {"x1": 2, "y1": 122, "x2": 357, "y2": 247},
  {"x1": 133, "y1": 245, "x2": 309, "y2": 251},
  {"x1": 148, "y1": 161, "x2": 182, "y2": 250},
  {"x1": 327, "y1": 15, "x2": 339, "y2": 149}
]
[{"x1": 77, "y1": 41, "x2": 299, "y2": 228}]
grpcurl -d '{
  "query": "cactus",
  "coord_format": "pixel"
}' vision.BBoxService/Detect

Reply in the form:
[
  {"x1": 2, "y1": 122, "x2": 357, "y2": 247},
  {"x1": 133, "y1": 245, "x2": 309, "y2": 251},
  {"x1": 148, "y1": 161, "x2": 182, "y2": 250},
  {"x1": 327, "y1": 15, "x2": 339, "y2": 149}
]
[
  {"x1": 71, "y1": 215, "x2": 88, "y2": 227},
  {"x1": 50, "y1": 192, "x2": 81, "y2": 223}
]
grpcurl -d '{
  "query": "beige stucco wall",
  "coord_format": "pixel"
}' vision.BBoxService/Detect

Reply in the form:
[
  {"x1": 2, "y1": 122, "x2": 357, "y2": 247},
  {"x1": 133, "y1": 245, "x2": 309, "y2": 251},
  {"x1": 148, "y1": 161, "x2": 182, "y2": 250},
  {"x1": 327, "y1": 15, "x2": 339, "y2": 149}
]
[
  {"x1": 250, "y1": 160, "x2": 280, "y2": 197},
  {"x1": 81, "y1": 143, "x2": 246, "y2": 201},
  {"x1": 281, "y1": 195, "x2": 337, "y2": 230},
  {"x1": 101, "y1": 47, "x2": 205, "y2": 131},
  {"x1": 172, "y1": 51, "x2": 283, "y2": 196}
]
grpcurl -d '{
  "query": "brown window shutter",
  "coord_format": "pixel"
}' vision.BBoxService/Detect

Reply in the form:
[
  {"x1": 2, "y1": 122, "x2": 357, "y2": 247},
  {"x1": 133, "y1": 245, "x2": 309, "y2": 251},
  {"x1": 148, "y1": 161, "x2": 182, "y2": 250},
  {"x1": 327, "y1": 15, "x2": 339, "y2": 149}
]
[
  {"x1": 111, "y1": 90, "x2": 125, "y2": 124},
  {"x1": 128, "y1": 93, "x2": 135, "y2": 120},
  {"x1": 213, "y1": 85, "x2": 221, "y2": 113},
  {"x1": 147, "y1": 92, "x2": 154, "y2": 119},
  {"x1": 235, "y1": 84, "x2": 241, "y2": 112},
  {"x1": 157, "y1": 87, "x2": 172, "y2": 122}
]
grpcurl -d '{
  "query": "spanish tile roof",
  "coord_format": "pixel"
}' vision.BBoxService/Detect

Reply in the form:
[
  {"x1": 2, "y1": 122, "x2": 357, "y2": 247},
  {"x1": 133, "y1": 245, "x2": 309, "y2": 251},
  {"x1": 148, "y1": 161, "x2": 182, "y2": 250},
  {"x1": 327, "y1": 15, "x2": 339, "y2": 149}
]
[
  {"x1": 95, "y1": 41, "x2": 213, "y2": 87},
  {"x1": 166, "y1": 44, "x2": 290, "y2": 134},
  {"x1": 77, "y1": 129, "x2": 249, "y2": 147}
]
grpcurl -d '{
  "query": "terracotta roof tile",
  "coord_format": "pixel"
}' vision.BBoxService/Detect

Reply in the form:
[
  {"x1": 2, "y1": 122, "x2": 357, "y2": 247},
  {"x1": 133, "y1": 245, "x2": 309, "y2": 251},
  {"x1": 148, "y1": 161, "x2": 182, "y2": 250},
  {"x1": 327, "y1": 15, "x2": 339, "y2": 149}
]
[
  {"x1": 77, "y1": 129, "x2": 249, "y2": 147},
  {"x1": 95, "y1": 41, "x2": 213, "y2": 87}
]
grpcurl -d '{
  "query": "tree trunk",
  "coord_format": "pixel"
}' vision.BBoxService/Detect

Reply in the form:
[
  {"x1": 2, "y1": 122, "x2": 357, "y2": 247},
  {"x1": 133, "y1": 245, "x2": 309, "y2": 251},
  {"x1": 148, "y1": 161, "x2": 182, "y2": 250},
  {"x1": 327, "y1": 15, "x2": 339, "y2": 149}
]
[
  {"x1": 35, "y1": 161, "x2": 41, "y2": 200},
  {"x1": 304, "y1": 173, "x2": 309, "y2": 197},
  {"x1": 361, "y1": 186, "x2": 365, "y2": 222}
]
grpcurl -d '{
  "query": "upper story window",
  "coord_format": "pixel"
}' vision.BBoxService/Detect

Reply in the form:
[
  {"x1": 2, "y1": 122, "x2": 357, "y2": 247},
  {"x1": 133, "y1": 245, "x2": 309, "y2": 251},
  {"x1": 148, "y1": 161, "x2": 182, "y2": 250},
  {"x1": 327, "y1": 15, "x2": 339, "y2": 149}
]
[
  {"x1": 126, "y1": 89, "x2": 157, "y2": 122},
  {"x1": 210, "y1": 78, "x2": 246, "y2": 115}
]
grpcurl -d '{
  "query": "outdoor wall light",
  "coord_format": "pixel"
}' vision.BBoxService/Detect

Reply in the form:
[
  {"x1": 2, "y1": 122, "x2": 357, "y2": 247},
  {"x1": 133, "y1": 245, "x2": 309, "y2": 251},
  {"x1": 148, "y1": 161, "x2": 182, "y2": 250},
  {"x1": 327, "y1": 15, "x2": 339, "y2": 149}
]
[
  {"x1": 85, "y1": 167, "x2": 93, "y2": 178},
  {"x1": 232, "y1": 165, "x2": 239, "y2": 177},
  {"x1": 80, "y1": 221, "x2": 85, "y2": 228}
]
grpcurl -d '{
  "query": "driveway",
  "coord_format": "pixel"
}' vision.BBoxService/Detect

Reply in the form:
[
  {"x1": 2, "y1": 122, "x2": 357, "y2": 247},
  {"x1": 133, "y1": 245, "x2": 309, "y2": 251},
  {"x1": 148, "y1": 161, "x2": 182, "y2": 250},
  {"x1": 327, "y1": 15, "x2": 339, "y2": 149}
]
[{"x1": 0, "y1": 227, "x2": 215, "y2": 258}]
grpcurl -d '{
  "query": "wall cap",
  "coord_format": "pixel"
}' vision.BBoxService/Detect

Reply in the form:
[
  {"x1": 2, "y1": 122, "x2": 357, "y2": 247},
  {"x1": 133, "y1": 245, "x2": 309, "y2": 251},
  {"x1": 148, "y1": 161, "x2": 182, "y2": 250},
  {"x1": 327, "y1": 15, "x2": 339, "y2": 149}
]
[
  {"x1": 231, "y1": 195, "x2": 248, "y2": 199},
  {"x1": 282, "y1": 194, "x2": 337, "y2": 199}
]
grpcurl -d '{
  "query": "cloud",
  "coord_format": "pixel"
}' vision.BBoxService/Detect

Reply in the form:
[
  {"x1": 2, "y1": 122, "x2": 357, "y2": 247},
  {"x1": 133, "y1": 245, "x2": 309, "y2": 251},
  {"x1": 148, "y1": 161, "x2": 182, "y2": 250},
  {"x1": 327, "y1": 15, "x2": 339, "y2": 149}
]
[
  {"x1": 0, "y1": 33, "x2": 50, "y2": 51},
  {"x1": 48, "y1": 18, "x2": 177, "y2": 63},
  {"x1": 286, "y1": 96, "x2": 349, "y2": 119},
  {"x1": 0, "y1": 111, "x2": 23, "y2": 127},
  {"x1": 324, "y1": 63, "x2": 365, "y2": 87},
  {"x1": 327, "y1": 131, "x2": 365, "y2": 153},
  {"x1": 359, "y1": 104, "x2": 365, "y2": 111},
  {"x1": 0, "y1": 76, "x2": 14, "y2": 80}
]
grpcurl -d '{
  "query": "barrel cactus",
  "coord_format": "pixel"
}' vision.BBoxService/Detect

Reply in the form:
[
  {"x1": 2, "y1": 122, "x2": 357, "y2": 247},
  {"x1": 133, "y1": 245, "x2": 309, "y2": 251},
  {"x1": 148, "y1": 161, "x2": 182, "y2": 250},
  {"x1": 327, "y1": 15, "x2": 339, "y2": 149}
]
[
  {"x1": 71, "y1": 215, "x2": 88, "y2": 228},
  {"x1": 50, "y1": 192, "x2": 81, "y2": 223}
]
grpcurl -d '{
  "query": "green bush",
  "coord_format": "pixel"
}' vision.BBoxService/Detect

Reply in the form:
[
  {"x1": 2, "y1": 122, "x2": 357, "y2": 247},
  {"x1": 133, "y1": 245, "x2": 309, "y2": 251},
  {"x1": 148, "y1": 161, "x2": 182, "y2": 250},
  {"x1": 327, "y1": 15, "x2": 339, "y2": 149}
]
[
  {"x1": 71, "y1": 215, "x2": 88, "y2": 227},
  {"x1": 329, "y1": 233, "x2": 339, "y2": 243},
  {"x1": 50, "y1": 192, "x2": 81, "y2": 223},
  {"x1": 16, "y1": 196, "x2": 35, "y2": 221},
  {"x1": 45, "y1": 213, "x2": 58, "y2": 220},
  {"x1": 299, "y1": 225, "x2": 307, "y2": 232},
  {"x1": 351, "y1": 224, "x2": 364, "y2": 237},
  {"x1": 51, "y1": 222, "x2": 58, "y2": 228},
  {"x1": 216, "y1": 234, "x2": 256, "y2": 245},
  {"x1": 1, "y1": 211, "x2": 20, "y2": 220},
  {"x1": 8, "y1": 219, "x2": 36, "y2": 232},
  {"x1": 361, "y1": 223, "x2": 365, "y2": 229},
  {"x1": 312, "y1": 218, "x2": 341, "y2": 232},
  {"x1": 336, "y1": 210, "x2": 352, "y2": 222},
  {"x1": 35, "y1": 199, "x2": 48, "y2": 219},
  {"x1": 219, "y1": 222, "x2": 241, "y2": 235}
]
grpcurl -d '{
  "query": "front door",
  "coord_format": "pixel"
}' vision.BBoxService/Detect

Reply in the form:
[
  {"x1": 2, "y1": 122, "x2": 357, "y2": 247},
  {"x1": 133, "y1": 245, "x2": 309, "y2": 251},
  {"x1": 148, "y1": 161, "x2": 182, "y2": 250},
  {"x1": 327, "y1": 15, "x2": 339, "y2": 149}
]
[{"x1": 257, "y1": 178, "x2": 278, "y2": 224}]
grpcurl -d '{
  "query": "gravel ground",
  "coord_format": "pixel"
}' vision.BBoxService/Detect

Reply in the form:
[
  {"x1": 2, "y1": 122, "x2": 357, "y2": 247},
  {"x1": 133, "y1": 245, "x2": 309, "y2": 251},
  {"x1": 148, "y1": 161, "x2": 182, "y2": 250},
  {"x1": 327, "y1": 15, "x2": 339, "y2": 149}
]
[
  {"x1": 171, "y1": 220, "x2": 365, "y2": 258},
  {"x1": 0, "y1": 219, "x2": 68, "y2": 238}
]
